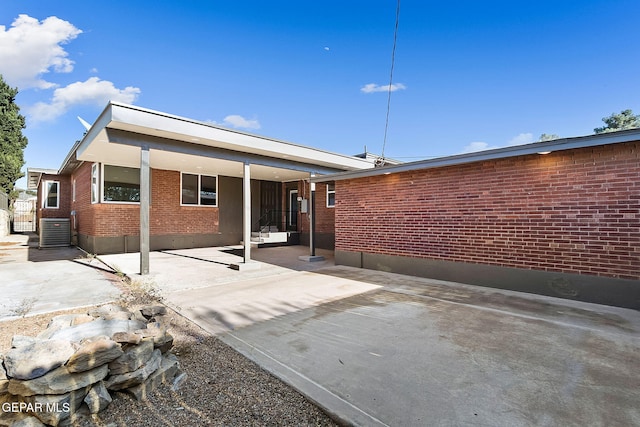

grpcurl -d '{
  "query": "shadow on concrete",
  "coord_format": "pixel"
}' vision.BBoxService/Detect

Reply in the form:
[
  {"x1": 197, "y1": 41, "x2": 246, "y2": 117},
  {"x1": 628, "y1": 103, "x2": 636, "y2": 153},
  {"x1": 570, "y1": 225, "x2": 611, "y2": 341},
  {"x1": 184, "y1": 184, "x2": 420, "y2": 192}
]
[
  {"x1": 158, "y1": 249, "x2": 239, "y2": 267},
  {"x1": 220, "y1": 248, "x2": 244, "y2": 258},
  {"x1": 0, "y1": 232, "x2": 88, "y2": 264}
]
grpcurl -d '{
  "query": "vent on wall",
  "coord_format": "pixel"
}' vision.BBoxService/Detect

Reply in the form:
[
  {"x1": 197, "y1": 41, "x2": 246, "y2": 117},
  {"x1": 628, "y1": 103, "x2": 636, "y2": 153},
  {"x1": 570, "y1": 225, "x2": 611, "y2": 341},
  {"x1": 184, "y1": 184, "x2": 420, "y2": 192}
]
[{"x1": 39, "y1": 218, "x2": 71, "y2": 248}]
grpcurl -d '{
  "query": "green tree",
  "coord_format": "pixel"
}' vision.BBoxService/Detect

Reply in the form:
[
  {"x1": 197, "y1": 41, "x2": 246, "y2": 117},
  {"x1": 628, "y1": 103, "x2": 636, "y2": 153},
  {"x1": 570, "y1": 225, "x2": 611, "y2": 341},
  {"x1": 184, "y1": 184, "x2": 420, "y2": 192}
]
[
  {"x1": 0, "y1": 75, "x2": 29, "y2": 198},
  {"x1": 538, "y1": 133, "x2": 560, "y2": 142},
  {"x1": 594, "y1": 109, "x2": 640, "y2": 134}
]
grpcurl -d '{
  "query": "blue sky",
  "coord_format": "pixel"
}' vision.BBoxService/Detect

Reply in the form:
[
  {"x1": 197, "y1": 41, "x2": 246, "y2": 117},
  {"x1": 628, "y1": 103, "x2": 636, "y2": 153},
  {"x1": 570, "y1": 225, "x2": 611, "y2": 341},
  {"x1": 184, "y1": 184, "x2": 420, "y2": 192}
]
[{"x1": 2, "y1": 0, "x2": 639, "y2": 189}]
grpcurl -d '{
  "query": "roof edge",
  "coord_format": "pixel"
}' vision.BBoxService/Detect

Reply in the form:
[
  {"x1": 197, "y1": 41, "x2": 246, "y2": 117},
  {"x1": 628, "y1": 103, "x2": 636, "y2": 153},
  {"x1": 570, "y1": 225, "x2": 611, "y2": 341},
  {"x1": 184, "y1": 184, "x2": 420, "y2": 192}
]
[
  {"x1": 108, "y1": 102, "x2": 374, "y2": 168},
  {"x1": 312, "y1": 128, "x2": 640, "y2": 182}
]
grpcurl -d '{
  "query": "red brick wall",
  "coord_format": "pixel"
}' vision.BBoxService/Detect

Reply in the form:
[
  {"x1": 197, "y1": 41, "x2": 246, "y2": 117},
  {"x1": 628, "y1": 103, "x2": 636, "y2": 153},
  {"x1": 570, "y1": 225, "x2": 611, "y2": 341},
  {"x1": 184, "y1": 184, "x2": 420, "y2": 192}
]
[
  {"x1": 335, "y1": 142, "x2": 640, "y2": 280},
  {"x1": 71, "y1": 164, "x2": 219, "y2": 238},
  {"x1": 298, "y1": 181, "x2": 335, "y2": 234}
]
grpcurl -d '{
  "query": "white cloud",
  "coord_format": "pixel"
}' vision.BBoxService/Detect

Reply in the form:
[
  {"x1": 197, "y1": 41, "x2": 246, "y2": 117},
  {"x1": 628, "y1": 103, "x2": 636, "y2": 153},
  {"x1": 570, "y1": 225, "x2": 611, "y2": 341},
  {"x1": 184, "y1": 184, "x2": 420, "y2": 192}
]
[
  {"x1": 507, "y1": 133, "x2": 534, "y2": 146},
  {"x1": 461, "y1": 141, "x2": 498, "y2": 153},
  {"x1": 222, "y1": 115, "x2": 261, "y2": 130},
  {"x1": 28, "y1": 77, "x2": 141, "y2": 122},
  {"x1": 461, "y1": 132, "x2": 535, "y2": 154},
  {"x1": 360, "y1": 83, "x2": 407, "y2": 93},
  {"x1": 0, "y1": 14, "x2": 82, "y2": 89}
]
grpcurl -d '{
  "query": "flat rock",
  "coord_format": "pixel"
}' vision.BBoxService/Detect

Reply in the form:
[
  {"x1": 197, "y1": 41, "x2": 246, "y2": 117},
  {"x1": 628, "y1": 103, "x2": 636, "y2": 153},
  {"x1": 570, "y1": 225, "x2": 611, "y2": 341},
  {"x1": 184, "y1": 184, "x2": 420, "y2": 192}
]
[
  {"x1": 104, "y1": 349, "x2": 162, "y2": 391},
  {"x1": 0, "y1": 393, "x2": 21, "y2": 426},
  {"x1": 11, "y1": 335, "x2": 40, "y2": 348},
  {"x1": 140, "y1": 305, "x2": 167, "y2": 319},
  {"x1": 8, "y1": 364, "x2": 108, "y2": 397},
  {"x1": 84, "y1": 381, "x2": 112, "y2": 414},
  {"x1": 111, "y1": 331, "x2": 142, "y2": 345},
  {"x1": 47, "y1": 319, "x2": 146, "y2": 343},
  {"x1": 4, "y1": 340, "x2": 76, "y2": 380},
  {"x1": 89, "y1": 304, "x2": 132, "y2": 321},
  {"x1": 66, "y1": 337, "x2": 123, "y2": 373},
  {"x1": 11, "y1": 416, "x2": 47, "y2": 427},
  {"x1": 37, "y1": 314, "x2": 94, "y2": 340},
  {"x1": 25, "y1": 385, "x2": 90, "y2": 426},
  {"x1": 171, "y1": 372, "x2": 188, "y2": 391},
  {"x1": 108, "y1": 338, "x2": 154, "y2": 375},
  {"x1": 156, "y1": 332, "x2": 174, "y2": 353},
  {"x1": 126, "y1": 353, "x2": 179, "y2": 401},
  {"x1": 0, "y1": 353, "x2": 8, "y2": 394},
  {"x1": 137, "y1": 322, "x2": 173, "y2": 352}
]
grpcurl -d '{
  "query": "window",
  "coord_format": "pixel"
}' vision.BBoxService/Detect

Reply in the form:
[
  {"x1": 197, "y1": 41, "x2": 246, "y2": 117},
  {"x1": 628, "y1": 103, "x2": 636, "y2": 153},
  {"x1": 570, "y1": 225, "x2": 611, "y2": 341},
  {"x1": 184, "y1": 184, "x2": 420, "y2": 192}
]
[
  {"x1": 91, "y1": 163, "x2": 99, "y2": 204},
  {"x1": 181, "y1": 173, "x2": 217, "y2": 206},
  {"x1": 43, "y1": 181, "x2": 59, "y2": 209},
  {"x1": 326, "y1": 183, "x2": 335, "y2": 207},
  {"x1": 72, "y1": 179, "x2": 76, "y2": 202},
  {"x1": 103, "y1": 165, "x2": 140, "y2": 202}
]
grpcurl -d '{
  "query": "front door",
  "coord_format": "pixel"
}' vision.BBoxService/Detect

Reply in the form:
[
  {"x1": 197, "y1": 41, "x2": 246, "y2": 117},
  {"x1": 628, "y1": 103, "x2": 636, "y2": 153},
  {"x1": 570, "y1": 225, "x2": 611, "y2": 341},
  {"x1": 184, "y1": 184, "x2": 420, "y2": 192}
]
[{"x1": 288, "y1": 190, "x2": 298, "y2": 230}]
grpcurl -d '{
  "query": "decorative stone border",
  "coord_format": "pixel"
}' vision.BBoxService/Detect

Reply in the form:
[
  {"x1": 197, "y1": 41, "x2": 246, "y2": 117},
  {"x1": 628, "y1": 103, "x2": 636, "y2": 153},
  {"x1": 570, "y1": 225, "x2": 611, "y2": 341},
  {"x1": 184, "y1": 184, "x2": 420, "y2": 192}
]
[{"x1": 0, "y1": 304, "x2": 181, "y2": 426}]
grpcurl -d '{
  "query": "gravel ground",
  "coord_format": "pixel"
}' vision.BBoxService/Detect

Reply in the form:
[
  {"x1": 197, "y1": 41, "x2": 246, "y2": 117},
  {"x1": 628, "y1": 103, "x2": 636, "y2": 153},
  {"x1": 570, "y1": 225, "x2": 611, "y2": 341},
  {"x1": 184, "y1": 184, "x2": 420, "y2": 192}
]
[{"x1": 0, "y1": 304, "x2": 339, "y2": 427}]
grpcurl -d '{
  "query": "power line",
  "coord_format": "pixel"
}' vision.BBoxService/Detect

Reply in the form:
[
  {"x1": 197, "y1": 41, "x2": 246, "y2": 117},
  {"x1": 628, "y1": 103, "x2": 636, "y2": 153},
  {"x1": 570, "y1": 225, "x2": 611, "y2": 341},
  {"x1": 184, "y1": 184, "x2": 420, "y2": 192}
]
[{"x1": 380, "y1": 0, "x2": 401, "y2": 162}]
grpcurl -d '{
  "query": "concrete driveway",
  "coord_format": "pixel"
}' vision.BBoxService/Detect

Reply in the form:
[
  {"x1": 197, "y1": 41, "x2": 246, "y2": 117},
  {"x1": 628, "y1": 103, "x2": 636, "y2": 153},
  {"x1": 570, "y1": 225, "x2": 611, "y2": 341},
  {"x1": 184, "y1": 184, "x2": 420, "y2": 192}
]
[
  {"x1": 95, "y1": 245, "x2": 640, "y2": 426},
  {"x1": 0, "y1": 234, "x2": 121, "y2": 320},
  {"x1": 219, "y1": 268, "x2": 640, "y2": 426}
]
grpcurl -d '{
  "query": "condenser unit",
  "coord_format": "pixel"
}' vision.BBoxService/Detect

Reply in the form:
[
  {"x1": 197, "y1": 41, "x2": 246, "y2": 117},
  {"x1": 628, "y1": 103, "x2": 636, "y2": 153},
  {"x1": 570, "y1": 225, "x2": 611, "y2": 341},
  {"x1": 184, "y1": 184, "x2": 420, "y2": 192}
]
[{"x1": 39, "y1": 218, "x2": 71, "y2": 248}]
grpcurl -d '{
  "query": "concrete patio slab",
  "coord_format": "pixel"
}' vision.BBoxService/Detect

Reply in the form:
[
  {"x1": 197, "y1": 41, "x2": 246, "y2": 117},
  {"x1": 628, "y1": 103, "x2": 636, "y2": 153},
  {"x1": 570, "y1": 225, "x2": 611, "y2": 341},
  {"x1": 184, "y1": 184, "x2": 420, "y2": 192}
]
[
  {"x1": 98, "y1": 245, "x2": 336, "y2": 294},
  {"x1": 98, "y1": 245, "x2": 381, "y2": 334},
  {"x1": 0, "y1": 234, "x2": 121, "y2": 320}
]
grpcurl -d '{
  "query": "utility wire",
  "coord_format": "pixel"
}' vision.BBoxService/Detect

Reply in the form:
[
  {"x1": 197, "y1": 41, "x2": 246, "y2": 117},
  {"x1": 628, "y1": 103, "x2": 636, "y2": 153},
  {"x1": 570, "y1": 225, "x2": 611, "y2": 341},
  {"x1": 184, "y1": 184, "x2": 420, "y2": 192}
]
[{"x1": 380, "y1": 0, "x2": 401, "y2": 163}]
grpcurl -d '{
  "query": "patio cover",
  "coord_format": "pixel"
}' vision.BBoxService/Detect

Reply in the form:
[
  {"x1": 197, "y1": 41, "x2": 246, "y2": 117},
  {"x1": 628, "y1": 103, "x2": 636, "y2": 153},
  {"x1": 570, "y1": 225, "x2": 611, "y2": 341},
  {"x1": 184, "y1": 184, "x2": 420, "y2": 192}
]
[{"x1": 72, "y1": 102, "x2": 374, "y2": 273}]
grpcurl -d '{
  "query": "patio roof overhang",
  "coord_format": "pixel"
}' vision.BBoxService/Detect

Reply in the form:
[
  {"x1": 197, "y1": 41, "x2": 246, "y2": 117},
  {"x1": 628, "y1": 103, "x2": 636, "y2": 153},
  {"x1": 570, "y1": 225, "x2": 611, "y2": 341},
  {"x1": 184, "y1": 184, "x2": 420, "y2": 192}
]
[{"x1": 73, "y1": 102, "x2": 374, "y2": 181}]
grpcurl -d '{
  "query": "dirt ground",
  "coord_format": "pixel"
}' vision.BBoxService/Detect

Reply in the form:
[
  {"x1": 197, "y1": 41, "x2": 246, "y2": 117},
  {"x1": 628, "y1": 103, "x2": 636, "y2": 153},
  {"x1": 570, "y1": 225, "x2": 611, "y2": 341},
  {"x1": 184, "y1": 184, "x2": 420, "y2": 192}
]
[{"x1": 0, "y1": 303, "x2": 338, "y2": 427}]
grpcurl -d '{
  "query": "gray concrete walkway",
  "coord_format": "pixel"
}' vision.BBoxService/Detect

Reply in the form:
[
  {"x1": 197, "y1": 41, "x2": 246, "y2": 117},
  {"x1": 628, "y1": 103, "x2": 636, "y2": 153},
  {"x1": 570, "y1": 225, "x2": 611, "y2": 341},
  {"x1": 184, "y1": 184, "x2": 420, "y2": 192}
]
[{"x1": 0, "y1": 234, "x2": 121, "y2": 320}]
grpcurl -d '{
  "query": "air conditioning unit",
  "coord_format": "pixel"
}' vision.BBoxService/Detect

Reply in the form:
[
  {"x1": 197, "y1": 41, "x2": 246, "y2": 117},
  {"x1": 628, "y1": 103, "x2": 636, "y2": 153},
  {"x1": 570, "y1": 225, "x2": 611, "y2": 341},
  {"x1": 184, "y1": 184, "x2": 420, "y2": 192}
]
[{"x1": 39, "y1": 218, "x2": 71, "y2": 248}]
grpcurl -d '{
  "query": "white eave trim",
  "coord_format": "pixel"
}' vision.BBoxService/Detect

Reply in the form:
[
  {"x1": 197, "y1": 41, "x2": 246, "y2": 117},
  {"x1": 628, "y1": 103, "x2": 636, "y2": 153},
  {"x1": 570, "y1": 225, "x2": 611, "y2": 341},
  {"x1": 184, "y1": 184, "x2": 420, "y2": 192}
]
[
  {"x1": 312, "y1": 128, "x2": 640, "y2": 182},
  {"x1": 26, "y1": 168, "x2": 58, "y2": 190}
]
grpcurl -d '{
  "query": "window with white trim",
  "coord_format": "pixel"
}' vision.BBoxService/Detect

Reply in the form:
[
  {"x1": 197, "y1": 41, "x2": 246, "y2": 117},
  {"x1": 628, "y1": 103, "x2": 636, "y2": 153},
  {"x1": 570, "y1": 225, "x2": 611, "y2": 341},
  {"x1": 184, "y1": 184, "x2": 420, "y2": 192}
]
[
  {"x1": 43, "y1": 180, "x2": 59, "y2": 209},
  {"x1": 181, "y1": 173, "x2": 217, "y2": 206},
  {"x1": 326, "y1": 183, "x2": 335, "y2": 207},
  {"x1": 72, "y1": 179, "x2": 76, "y2": 202}
]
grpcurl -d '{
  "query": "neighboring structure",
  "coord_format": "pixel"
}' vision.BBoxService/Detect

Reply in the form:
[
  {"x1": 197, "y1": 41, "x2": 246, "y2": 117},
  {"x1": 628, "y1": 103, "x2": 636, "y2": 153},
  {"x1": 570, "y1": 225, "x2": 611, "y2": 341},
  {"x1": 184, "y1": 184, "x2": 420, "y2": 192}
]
[
  {"x1": 313, "y1": 129, "x2": 640, "y2": 310},
  {"x1": 0, "y1": 191, "x2": 9, "y2": 236},
  {"x1": 28, "y1": 102, "x2": 374, "y2": 272}
]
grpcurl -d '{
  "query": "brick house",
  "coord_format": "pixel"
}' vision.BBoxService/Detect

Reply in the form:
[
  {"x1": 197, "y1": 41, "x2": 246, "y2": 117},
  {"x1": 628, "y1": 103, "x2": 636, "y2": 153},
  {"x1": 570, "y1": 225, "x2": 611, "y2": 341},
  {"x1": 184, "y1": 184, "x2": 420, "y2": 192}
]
[
  {"x1": 28, "y1": 102, "x2": 373, "y2": 271},
  {"x1": 27, "y1": 102, "x2": 639, "y2": 309},
  {"x1": 312, "y1": 129, "x2": 640, "y2": 310}
]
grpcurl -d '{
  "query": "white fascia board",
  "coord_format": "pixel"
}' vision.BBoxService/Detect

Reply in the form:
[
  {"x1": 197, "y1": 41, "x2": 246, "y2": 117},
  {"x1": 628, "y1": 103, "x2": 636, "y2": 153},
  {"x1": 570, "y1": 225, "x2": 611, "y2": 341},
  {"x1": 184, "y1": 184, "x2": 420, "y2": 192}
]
[
  {"x1": 108, "y1": 102, "x2": 373, "y2": 171},
  {"x1": 312, "y1": 128, "x2": 640, "y2": 182},
  {"x1": 75, "y1": 103, "x2": 114, "y2": 160},
  {"x1": 26, "y1": 168, "x2": 57, "y2": 190}
]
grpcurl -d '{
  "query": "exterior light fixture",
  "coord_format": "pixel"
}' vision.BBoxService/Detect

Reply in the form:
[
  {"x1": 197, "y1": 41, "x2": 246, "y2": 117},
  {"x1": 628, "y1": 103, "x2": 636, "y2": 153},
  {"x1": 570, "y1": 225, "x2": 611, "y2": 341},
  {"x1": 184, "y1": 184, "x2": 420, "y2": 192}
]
[{"x1": 537, "y1": 151, "x2": 552, "y2": 155}]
